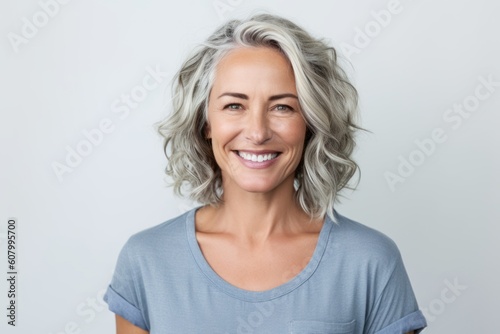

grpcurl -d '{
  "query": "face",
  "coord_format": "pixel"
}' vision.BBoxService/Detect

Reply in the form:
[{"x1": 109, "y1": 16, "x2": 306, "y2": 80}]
[{"x1": 206, "y1": 46, "x2": 307, "y2": 195}]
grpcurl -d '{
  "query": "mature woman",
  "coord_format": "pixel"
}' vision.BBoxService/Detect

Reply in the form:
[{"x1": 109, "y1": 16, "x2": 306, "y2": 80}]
[{"x1": 104, "y1": 13, "x2": 427, "y2": 334}]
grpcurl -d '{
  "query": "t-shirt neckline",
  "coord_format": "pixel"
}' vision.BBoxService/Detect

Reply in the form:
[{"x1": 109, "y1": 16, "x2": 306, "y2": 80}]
[{"x1": 185, "y1": 206, "x2": 334, "y2": 302}]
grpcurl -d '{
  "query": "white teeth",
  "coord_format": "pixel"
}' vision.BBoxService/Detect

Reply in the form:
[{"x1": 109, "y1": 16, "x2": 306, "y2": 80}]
[{"x1": 238, "y1": 151, "x2": 278, "y2": 162}]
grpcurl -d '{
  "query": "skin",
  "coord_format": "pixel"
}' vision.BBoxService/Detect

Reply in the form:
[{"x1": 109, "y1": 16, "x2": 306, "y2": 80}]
[
  {"x1": 194, "y1": 46, "x2": 325, "y2": 293},
  {"x1": 116, "y1": 46, "x2": 415, "y2": 334},
  {"x1": 116, "y1": 315, "x2": 148, "y2": 334}
]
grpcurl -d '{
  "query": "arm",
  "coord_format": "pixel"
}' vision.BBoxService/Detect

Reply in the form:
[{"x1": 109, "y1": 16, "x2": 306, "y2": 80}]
[{"x1": 116, "y1": 315, "x2": 149, "y2": 334}]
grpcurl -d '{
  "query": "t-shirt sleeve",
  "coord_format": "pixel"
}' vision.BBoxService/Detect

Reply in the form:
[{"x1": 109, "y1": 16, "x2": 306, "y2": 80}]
[
  {"x1": 103, "y1": 237, "x2": 148, "y2": 331},
  {"x1": 364, "y1": 244, "x2": 427, "y2": 334}
]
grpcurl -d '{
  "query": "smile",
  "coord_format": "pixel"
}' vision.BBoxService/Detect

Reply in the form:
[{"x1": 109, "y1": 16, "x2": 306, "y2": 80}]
[{"x1": 236, "y1": 151, "x2": 280, "y2": 162}]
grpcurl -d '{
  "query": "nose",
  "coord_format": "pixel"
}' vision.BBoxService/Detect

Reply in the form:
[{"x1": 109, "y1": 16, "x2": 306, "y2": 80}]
[{"x1": 244, "y1": 107, "x2": 272, "y2": 144}]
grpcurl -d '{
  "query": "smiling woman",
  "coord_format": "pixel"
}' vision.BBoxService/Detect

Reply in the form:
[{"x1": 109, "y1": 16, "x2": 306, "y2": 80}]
[
  {"x1": 103, "y1": 12, "x2": 427, "y2": 334},
  {"x1": 206, "y1": 47, "x2": 307, "y2": 197}
]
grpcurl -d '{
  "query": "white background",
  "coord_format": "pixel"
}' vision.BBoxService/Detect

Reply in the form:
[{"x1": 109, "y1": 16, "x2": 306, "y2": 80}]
[{"x1": 1, "y1": 0, "x2": 499, "y2": 333}]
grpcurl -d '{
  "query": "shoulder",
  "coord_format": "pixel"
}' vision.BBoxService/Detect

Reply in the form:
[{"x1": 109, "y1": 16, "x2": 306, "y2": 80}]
[
  {"x1": 121, "y1": 208, "x2": 194, "y2": 256},
  {"x1": 326, "y1": 210, "x2": 403, "y2": 271},
  {"x1": 326, "y1": 213, "x2": 425, "y2": 333}
]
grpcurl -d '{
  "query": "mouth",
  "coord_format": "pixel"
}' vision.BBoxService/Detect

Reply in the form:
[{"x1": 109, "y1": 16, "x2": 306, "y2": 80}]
[{"x1": 233, "y1": 150, "x2": 281, "y2": 162}]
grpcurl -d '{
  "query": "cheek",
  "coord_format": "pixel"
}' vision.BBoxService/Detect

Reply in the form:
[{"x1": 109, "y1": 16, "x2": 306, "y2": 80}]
[
  {"x1": 208, "y1": 121, "x2": 240, "y2": 166},
  {"x1": 209, "y1": 117, "x2": 242, "y2": 144},
  {"x1": 277, "y1": 119, "x2": 307, "y2": 146}
]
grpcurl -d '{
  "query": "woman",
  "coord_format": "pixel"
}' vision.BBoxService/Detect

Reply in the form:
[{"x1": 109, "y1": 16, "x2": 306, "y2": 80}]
[{"x1": 104, "y1": 13, "x2": 427, "y2": 334}]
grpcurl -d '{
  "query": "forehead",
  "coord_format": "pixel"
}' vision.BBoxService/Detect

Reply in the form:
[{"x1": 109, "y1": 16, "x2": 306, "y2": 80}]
[{"x1": 211, "y1": 46, "x2": 296, "y2": 92}]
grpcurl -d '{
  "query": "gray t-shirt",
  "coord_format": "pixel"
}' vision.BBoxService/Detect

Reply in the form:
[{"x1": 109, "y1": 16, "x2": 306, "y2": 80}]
[{"x1": 104, "y1": 207, "x2": 427, "y2": 333}]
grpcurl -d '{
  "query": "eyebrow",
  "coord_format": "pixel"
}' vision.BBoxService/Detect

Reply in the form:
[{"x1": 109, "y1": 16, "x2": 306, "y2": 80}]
[{"x1": 217, "y1": 92, "x2": 298, "y2": 101}]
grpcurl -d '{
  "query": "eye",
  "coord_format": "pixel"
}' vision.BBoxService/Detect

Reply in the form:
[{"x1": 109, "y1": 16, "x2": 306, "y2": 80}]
[
  {"x1": 224, "y1": 103, "x2": 243, "y2": 110},
  {"x1": 274, "y1": 104, "x2": 294, "y2": 112}
]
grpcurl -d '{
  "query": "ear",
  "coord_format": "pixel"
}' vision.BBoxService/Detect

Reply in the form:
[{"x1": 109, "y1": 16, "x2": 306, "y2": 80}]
[{"x1": 204, "y1": 123, "x2": 211, "y2": 139}]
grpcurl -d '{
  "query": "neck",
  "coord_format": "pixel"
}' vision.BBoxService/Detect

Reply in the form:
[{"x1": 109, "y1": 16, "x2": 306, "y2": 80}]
[{"x1": 202, "y1": 176, "x2": 315, "y2": 246}]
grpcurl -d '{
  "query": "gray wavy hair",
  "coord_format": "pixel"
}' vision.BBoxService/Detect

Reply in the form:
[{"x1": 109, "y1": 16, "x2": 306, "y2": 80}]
[{"x1": 156, "y1": 13, "x2": 367, "y2": 222}]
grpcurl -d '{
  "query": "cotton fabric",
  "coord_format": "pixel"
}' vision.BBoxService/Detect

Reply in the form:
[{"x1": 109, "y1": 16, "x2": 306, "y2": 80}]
[{"x1": 104, "y1": 207, "x2": 427, "y2": 333}]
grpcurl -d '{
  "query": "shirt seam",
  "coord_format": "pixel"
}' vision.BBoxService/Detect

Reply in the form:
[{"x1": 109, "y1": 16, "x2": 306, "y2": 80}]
[
  {"x1": 364, "y1": 254, "x2": 400, "y2": 333},
  {"x1": 186, "y1": 208, "x2": 334, "y2": 303},
  {"x1": 125, "y1": 237, "x2": 148, "y2": 329}
]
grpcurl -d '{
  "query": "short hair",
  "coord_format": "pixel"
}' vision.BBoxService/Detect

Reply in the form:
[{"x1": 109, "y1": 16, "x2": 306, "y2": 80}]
[{"x1": 156, "y1": 12, "x2": 367, "y2": 222}]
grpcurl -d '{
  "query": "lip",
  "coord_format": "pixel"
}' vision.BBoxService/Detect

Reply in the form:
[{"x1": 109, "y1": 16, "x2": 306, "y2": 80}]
[
  {"x1": 232, "y1": 150, "x2": 281, "y2": 169},
  {"x1": 235, "y1": 150, "x2": 281, "y2": 154}
]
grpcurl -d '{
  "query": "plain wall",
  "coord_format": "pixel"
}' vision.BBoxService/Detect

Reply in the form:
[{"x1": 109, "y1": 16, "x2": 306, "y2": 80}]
[{"x1": 1, "y1": 0, "x2": 498, "y2": 333}]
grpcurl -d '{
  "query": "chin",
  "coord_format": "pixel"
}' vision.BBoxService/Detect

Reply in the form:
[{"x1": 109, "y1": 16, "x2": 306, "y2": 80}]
[
  {"x1": 241, "y1": 185, "x2": 276, "y2": 193},
  {"x1": 235, "y1": 179, "x2": 279, "y2": 193}
]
